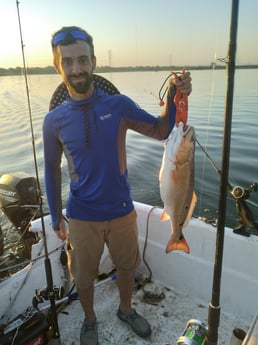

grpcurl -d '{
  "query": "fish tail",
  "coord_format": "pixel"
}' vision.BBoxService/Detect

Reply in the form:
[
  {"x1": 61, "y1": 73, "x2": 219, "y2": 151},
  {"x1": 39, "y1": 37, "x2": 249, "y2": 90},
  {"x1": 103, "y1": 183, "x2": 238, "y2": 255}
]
[{"x1": 166, "y1": 236, "x2": 190, "y2": 254}]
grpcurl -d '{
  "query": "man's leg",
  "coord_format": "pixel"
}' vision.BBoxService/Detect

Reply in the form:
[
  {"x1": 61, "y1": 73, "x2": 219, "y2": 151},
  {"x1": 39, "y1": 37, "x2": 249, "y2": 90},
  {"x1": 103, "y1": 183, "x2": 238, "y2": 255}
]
[
  {"x1": 108, "y1": 211, "x2": 151, "y2": 338},
  {"x1": 116, "y1": 268, "x2": 135, "y2": 314},
  {"x1": 68, "y1": 217, "x2": 105, "y2": 319},
  {"x1": 68, "y1": 218, "x2": 105, "y2": 345},
  {"x1": 77, "y1": 284, "x2": 96, "y2": 321}
]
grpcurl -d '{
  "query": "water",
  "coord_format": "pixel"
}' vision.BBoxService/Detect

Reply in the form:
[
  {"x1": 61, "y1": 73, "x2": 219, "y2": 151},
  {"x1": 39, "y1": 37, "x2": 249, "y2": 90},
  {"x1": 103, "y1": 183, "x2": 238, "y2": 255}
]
[{"x1": 0, "y1": 69, "x2": 257, "y2": 238}]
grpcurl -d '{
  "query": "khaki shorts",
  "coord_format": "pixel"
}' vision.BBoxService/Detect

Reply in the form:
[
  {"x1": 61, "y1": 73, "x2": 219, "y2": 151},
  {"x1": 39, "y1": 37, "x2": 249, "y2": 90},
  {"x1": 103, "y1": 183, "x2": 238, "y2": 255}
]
[{"x1": 67, "y1": 210, "x2": 140, "y2": 288}]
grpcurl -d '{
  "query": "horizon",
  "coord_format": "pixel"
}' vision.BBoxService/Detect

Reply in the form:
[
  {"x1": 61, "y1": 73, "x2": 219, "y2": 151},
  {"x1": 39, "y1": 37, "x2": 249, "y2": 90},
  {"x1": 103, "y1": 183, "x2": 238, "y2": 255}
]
[{"x1": 1, "y1": 62, "x2": 258, "y2": 71}]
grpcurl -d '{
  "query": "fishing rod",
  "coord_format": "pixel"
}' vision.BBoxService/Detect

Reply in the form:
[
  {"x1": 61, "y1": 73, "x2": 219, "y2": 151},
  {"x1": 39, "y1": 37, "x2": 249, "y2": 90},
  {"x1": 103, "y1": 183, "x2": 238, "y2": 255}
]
[
  {"x1": 196, "y1": 138, "x2": 233, "y2": 191},
  {"x1": 196, "y1": 137, "x2": 258, "y2": 236},
  {"x1": 16, "y1": 1, "x2": 61, "y2": 343},
  {"x1": 204, "y1": 0, "x2": 239, "y2": 344}
]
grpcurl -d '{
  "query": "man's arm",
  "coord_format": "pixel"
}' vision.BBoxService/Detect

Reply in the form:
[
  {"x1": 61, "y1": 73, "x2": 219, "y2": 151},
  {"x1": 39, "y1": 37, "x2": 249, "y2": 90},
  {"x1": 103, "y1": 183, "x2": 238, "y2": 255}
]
[{"x1": 43, "y1": 114, "x2": 64, "y2": 231}]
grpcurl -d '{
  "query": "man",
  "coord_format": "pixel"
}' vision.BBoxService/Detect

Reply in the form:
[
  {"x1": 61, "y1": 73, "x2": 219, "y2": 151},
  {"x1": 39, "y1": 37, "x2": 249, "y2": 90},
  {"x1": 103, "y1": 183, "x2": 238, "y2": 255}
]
[{"x1": 43, "y1": 26, "x2": 192, "y2": 345}]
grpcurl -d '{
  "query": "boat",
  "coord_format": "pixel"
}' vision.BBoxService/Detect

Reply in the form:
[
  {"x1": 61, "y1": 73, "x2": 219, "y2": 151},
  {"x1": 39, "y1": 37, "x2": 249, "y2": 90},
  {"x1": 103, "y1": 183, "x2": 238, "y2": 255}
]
[
  {"x1": 0, "y1": 171, "x2": 258, "y2": 344},
  {"x1": 1, "y1": 0, "x2": 258, "y2": 343}
]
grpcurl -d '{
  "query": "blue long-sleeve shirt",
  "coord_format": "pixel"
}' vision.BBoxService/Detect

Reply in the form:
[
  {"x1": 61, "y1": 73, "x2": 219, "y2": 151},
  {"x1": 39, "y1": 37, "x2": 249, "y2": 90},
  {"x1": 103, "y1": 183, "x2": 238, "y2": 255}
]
[{"x1": 43, "y1": 85, "x2": 176, "y2": 230}]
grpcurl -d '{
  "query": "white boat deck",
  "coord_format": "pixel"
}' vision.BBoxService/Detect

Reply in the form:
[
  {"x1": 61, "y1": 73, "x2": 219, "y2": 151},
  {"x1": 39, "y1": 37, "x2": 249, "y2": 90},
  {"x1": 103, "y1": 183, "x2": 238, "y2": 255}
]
[
  {"x1": 1, "y1": 201, "x2": 257, "y2": 344},
  {"x1": 56, "y1": 201, "x2": 258, "y2": 344},
  {"x1": 57, "y1": 277, "x2": 248, "y2": 345}
]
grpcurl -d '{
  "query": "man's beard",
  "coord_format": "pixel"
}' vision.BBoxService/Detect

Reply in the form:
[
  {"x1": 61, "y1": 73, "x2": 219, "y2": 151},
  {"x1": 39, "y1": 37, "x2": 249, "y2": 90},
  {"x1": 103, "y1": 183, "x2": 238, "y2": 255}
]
[{"x1": 66, "y1": 71, "x2": 93, "y2": 94}]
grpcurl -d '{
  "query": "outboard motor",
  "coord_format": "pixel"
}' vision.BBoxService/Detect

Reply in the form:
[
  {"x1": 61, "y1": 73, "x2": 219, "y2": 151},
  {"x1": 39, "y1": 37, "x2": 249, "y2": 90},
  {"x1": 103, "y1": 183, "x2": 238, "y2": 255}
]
[{"x1": 0, "y1": 172, "x2": 40, "y2": 257}]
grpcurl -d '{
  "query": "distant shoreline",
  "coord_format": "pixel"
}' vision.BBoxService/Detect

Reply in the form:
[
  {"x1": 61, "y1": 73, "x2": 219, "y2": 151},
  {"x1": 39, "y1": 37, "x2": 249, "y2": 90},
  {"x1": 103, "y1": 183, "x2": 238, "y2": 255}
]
[{"x1": 0, "y1": 64, "x2": 257, "y2": 76}]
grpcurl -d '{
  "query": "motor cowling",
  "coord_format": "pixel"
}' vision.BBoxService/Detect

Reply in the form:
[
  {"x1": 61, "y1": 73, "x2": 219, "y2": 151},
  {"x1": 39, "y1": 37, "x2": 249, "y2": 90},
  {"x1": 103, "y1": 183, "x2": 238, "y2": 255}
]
[
  {"x1": 0, "y1": 172, "x2": 40, "y2": 231},
  {"x1": 0, "y1": 173, "x2": 41, "y2": 258}
]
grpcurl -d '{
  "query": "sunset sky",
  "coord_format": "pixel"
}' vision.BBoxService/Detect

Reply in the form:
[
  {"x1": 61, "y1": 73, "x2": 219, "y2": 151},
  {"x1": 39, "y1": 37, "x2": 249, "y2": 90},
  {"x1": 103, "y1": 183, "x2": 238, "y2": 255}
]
[{"x1": 1, "y1": 0, "x2": 257, "y2": 68}]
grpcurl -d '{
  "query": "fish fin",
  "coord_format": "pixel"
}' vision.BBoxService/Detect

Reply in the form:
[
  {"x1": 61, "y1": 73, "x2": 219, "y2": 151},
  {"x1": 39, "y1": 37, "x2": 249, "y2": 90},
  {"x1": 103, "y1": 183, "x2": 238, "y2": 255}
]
[
  {"x1": 183, "y1": 191, "x2": 198, "y2": 228},
  {"x1": 166, "y1": 236, "x2": 190, "y2": 254},
  {"x1": 160, "y1": 210, "x2": 170, "y2": 221}
]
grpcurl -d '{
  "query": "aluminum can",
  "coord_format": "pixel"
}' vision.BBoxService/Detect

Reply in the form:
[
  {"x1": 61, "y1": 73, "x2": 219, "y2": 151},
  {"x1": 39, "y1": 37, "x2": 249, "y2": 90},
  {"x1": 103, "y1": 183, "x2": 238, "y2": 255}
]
[{"x1": 176, "y1": 319, "x2": 208, "y2": 345}]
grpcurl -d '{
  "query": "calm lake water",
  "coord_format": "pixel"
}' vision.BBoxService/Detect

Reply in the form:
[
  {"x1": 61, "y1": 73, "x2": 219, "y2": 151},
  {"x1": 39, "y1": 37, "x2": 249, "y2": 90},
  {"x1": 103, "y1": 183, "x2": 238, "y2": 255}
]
[{"x1": 0, "y1": 69, "x2": 257, "y2": 235}]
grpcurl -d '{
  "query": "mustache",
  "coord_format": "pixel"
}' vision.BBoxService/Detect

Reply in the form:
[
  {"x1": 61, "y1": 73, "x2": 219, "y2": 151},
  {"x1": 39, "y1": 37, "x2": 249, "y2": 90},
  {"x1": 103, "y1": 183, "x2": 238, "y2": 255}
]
[{"x1": 69, "y1": 72, "x2": 90, "y2": 78}]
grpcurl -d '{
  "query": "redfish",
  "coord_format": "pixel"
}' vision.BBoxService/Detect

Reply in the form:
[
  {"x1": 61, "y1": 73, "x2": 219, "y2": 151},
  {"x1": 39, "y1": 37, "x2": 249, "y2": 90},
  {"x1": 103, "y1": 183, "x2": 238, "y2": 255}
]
[{"x1": 159, "y1": 124, "x2": 196, "y2": 253}]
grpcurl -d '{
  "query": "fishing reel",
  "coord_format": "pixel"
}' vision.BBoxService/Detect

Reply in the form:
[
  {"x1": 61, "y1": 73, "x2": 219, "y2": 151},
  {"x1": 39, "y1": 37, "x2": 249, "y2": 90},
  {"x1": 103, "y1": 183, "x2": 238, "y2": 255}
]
[
  {"x1": 231, "y1": 182, "x2": 258, "y2": 236},
  {"x1": 231, "y1": 182, "x2": 257, "y2": 201},
  {"x1": 32, "y1": 285, "x2": 65, "y2": 308}
]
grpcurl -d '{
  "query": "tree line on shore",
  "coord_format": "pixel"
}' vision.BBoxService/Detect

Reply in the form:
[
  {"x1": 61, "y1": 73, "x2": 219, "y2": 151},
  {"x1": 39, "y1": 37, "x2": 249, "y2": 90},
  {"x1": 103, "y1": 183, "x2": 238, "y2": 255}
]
[{"x1": 0, "y1": 64, "x2": 257, "y2": 76}]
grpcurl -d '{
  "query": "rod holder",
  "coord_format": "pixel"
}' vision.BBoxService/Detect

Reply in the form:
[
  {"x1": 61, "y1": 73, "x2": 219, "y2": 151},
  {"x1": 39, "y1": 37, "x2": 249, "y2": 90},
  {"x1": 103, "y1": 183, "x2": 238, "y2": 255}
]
[{"x1": 230, "y1": 328, "x2": 246, "y2": 345}]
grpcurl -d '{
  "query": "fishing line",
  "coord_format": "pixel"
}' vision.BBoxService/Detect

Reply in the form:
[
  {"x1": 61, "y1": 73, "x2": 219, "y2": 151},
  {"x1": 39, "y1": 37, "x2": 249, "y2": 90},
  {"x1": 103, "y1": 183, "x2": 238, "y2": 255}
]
[
  {"x1": 0, "y1": 242, "x2": 64, "y2": 274},
  {"x1": 16, "y1": 1, "x2": 61, "y2": 342},
  {"x1": 196, "y1": 58, "x2": 218, "y2": 217},
  {"x1": 196, "y1": 135, "x2": 258, "y2": 235},
  {"x1": 16, "y1": 4, "x2": 38, "y2": 181},
  {"x1": 196, "y1": 137, "x2": 232, "y2": 190},
  {"x1": 197, "y1": 11, "x2": 237, "y2": 218},
  {"x1": 2, "y1": 257, "x2": 40, "y2": 323},
  {"x1": 5, "y1": 211, "x2": 39, "y2": 256},
  {"x1": 189, "y1": 7, "x2": 221, "y2": 217}
]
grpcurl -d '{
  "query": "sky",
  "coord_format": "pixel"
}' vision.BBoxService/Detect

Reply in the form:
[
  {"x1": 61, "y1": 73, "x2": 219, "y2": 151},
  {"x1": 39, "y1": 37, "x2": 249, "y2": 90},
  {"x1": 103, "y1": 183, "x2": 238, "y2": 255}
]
[{"x1": 1, "y1": 0, "x2": 257, "y2": 69}]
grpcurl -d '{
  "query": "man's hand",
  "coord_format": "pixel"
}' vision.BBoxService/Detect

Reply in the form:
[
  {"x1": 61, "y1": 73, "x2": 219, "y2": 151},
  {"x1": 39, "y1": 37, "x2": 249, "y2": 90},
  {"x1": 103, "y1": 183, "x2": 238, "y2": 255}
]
[
  {"x1": 170, "y1": 71, "x2": 192, "y2": 95},
  {"x1": 54, "y1": 217, "x2": 68, "y2": 241}
]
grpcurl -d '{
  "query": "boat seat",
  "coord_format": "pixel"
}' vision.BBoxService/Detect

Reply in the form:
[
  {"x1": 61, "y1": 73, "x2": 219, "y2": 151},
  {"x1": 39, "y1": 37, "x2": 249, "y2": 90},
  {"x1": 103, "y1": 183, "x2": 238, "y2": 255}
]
[{"x1": 49, "y1": 74, "x2": 120, "y2": 111}]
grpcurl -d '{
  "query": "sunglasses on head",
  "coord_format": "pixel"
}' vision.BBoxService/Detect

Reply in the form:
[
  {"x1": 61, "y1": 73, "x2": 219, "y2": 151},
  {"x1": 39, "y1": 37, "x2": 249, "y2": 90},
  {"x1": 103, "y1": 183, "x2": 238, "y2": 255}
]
[{"x1": 52, "y1": 30, "x2": 89, "y2": 47}]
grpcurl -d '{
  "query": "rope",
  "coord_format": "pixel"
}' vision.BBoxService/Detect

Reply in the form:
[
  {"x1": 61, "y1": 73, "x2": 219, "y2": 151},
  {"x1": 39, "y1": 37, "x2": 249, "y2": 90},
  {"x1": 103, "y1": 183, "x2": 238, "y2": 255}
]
[{"x1": 140, "y1": 206, "x2": 166, "y2": 305}]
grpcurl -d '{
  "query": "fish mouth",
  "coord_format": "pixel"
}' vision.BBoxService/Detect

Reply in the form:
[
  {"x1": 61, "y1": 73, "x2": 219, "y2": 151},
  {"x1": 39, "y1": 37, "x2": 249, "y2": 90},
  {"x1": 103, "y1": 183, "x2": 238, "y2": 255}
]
[{"x1": 182, "y1": 125, "x2": 195, "y2": 141}]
